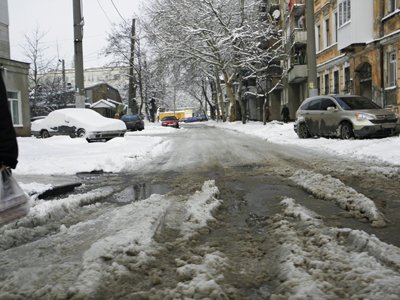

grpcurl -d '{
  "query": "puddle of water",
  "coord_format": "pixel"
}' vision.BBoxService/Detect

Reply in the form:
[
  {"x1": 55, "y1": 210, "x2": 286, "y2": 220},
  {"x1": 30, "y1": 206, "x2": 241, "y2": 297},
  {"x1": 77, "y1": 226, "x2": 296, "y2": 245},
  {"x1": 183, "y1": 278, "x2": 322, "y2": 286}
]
[{"x1": 111, "y1": 182, "x2": 170, "y2": 204}]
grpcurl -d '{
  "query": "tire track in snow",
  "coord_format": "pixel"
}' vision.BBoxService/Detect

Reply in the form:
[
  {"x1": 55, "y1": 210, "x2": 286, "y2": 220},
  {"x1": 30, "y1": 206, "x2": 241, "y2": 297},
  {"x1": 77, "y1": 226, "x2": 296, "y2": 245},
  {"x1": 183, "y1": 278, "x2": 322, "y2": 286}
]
[{"x1": 268, "y1": 198, "x2": 400, "y2": 299}]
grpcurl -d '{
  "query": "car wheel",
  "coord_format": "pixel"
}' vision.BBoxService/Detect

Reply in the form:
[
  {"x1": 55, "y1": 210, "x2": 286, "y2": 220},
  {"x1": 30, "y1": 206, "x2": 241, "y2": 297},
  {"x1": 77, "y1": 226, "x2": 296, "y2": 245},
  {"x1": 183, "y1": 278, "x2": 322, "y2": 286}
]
[
  {"x1": 77, "y1": 128, "x2": 86, "y2": 137},
  {"x1": 340, "y1": 122, "x2": 355, "y2": 139},
  {"x1": 297, "y1": 123, "x2": 310, "y2": 139},
  {"x1": 41, "y1": 130, "x2": 50, "y2": 139}
]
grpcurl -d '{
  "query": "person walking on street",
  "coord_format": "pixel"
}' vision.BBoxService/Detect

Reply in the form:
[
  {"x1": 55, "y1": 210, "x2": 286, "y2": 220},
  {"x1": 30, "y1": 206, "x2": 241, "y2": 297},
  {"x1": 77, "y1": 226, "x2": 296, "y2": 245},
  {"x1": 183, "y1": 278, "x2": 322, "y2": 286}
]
[{"x1": 281, "y1": 105, "x2": 290, "y2": 123}]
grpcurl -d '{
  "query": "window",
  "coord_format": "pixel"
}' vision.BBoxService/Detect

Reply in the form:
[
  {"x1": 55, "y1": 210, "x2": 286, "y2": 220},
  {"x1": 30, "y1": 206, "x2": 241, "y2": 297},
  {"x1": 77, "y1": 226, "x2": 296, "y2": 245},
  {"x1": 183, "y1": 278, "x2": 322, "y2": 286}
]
[
  {"x1": 388, "y1": 51, "x2": 397, "y2": 87},
  {"x1": 388, "y1": 0, "x2": 396, "y2": 13},
  {"x1": 308, "y1": 99, "x2": 321, "y2": 110},
  {"x1": 324, "y1": 73, "x2": 330, "y2": 95},
  {"x1": 316, "y1": 24, "x2": 321, "y2": 51},
  {"x1": 334, "y1": 11, "x2": 338, "y2": 43},
  {"x1": 7, "y1": 91, "x2": 22, "y2": 126},
  {"x1": 334, "y1": 71, "x2": 339, "y2": 94},
  {"x1": 320, "y1": 98, "x2": 336, "y2": 110},
  {"x1": 317, "y1": 76, "x2": 321, "y2": 94},
  {"x1": 324, "y1": 18, "x2": 331, "y2": 48},
  {"x1": 338, "y1": 0, "x2": 351, "y2": 27},
  {"x1": 344, "y1": 67, "x2": 351, "y2": 93}
]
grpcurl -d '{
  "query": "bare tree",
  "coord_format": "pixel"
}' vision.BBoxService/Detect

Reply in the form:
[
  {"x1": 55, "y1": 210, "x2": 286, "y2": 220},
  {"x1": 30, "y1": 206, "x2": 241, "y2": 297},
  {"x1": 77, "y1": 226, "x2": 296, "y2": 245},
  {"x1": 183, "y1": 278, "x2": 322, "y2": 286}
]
[
  {"x1": 143, "y1": 0, "x2": 286, "y2": 122},
  {"x1": 22, "y1": 26, "x2": 64, "y2": 116},
  {"x1": 104, "y1": 19, "x2": 158, "y2": 117}
]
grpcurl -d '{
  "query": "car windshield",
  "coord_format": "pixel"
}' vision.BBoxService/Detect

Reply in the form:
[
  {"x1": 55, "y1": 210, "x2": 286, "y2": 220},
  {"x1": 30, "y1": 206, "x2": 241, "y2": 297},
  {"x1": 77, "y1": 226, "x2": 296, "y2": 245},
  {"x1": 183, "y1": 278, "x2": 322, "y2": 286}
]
[{"x1": 335, "y1": 96, "x2": 381, "y2": 110}]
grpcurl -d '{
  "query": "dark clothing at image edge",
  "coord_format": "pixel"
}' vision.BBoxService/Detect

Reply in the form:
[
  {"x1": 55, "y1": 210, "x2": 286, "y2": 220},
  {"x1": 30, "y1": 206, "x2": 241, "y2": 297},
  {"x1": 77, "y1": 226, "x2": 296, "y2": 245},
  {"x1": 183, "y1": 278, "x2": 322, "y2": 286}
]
[{"x1": 0, "y1": 70, "x2": 18, "y2": 169}]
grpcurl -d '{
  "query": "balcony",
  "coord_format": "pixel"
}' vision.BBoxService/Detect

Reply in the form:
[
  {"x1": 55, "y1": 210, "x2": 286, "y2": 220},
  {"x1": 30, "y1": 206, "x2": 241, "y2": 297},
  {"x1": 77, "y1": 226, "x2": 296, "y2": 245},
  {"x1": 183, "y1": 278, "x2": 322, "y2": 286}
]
[
  {"x1": 288, "y1": 64, "x2": 307, "y2": 83},
  {"x1": 290, "y1": 29, "x2": 307, "y2": 46},
  {"x1": 337, "y1": 0, "x2": 373, "y2": 51},
  {"x1": 290, "y1": 0, "x2": 305, "y2": 17}
]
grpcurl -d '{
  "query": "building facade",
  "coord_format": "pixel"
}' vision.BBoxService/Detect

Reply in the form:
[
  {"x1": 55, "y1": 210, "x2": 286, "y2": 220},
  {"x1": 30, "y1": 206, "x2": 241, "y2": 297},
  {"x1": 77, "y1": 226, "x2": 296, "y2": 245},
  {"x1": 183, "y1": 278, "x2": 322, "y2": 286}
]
[
  {"x1": 45, "y1": 66, "x2": 130, "y2": 95},
  {"x1": 0, "y1": 0, "x2": 30, "y2": 136},
  {"x1": 313, "y1": 0, "x2": 399, "y2": 110},
  {"x1": 284, "y1": 0, "x2": 307, "y2": 120}
]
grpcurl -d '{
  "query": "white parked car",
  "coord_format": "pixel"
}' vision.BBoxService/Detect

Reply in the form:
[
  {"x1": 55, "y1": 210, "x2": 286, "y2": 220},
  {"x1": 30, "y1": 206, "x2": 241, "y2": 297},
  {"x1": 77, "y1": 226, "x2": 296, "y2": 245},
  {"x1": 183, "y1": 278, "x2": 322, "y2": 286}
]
[{"x1": 31, "y1": 108, "x2": 127, "y2": 142}]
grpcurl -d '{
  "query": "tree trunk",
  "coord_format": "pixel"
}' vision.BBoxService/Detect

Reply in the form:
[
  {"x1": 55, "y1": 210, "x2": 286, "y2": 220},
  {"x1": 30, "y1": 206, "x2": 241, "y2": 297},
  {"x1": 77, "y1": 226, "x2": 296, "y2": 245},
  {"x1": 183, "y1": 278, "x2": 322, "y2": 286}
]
[
  {"x1": 203, "y1": 79, "x2": 215, "y2": 120},
  {"x1": 215, "y1": 70, "x2": 226, "y2": 122},
  {"x1": 237, "y1": 73, "x2": 246, "y2": 124},
  {"x1": 223, "y1": 71, "x2": 237, "y2": 122},
  {"x1": 129, "y1": 19, "x2": 138, "y2": 114},
  {"x1": 211, "y1": 80, "x2": 221, "y2": 121}
]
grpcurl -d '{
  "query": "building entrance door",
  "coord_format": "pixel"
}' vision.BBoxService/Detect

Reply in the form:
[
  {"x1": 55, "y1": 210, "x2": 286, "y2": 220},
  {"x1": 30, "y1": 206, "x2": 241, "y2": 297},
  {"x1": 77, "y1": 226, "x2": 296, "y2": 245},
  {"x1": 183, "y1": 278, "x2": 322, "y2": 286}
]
[{"x1": 358, "y1": 63, "x2": 372, "y2": 99}]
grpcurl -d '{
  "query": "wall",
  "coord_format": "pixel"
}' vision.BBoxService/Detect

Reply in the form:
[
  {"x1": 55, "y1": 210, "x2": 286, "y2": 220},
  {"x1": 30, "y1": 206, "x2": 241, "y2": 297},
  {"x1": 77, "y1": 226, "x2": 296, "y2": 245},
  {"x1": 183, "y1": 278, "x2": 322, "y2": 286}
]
[
  {"x1": 0, "y1": 0, "x2": 10, "y2": 58},
  {"x1": 0, "y1": 58, "x2": 31, "y2": 136}
]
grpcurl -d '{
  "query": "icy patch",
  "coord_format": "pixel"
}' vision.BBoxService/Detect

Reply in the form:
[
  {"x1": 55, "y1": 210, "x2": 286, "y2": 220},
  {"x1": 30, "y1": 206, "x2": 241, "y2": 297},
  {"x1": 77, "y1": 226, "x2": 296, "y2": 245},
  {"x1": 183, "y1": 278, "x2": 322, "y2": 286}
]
[
  {"x1": 181, "y1": 180, "x2": 221, "y2": 239},
  {"x1": 290, "y1": 169, "x2": 386, "y2": 227},
  {"x1": 269, "y1": 198, "x2": 400, "y2": 299}
]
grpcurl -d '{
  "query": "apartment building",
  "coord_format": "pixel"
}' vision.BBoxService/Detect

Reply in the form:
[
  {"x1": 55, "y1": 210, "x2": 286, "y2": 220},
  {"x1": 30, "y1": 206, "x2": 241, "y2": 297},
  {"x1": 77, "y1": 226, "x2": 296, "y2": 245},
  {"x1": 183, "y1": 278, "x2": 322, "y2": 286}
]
[
  {"x1": 315, "y1": 0, "x2": 400, "y2": 110},
  {"x1": 45, "y1": 66, "x2": 130, "y2": 94},
  {"x1": 0, "y1": 0, "x2": 30, "y2": 136},
  {"x1": 284, "y1": 0, "x2": 307, "y2": 120}
]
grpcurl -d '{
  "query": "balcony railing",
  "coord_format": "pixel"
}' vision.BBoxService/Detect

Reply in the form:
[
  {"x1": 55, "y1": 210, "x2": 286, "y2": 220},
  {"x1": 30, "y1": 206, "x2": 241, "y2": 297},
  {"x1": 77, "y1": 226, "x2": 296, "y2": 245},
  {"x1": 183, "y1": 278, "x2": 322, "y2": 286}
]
[{"x1": 288, "y1": 64, "x2": 307, "y2": 83}]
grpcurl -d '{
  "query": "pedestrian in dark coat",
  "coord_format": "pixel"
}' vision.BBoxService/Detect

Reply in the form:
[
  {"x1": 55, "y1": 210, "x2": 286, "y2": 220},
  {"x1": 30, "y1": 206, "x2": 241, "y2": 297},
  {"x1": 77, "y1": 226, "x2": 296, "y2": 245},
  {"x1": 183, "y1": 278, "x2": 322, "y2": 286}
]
[
  {"x1": 0, "y1": 70, "x2": 18, "y2": 169},
  {"x1": 281, "y1": 105, "x2": 290, "y2": 123}
]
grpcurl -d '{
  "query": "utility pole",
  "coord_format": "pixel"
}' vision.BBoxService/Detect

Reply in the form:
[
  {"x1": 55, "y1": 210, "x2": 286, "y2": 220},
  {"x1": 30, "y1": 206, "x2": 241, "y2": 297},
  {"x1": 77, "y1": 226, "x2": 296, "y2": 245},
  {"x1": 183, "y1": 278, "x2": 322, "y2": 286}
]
[
  {"x1": 73, "y1": 0, "x2": 85, "y2": 107},
  {"x1": 306, "y1": 0, "x2": 318, "y2": 97},
  {"x1": 59, "y1": 59, "x2": 66, "y2": 91},
  {"x1": 128, "y1": 18, "x2": 137, "y2": 114}
]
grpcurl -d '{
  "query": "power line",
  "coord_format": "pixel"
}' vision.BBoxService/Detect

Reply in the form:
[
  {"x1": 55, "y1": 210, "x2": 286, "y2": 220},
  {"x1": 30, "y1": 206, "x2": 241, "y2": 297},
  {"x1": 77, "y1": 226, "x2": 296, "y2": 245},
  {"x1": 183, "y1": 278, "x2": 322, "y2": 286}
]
[
  {"x1": 96, "y1": 0, "x2": 113, "y2": 24},
  {"x1": 110, "y1": 0, "x2": 130, "y2": 25}
]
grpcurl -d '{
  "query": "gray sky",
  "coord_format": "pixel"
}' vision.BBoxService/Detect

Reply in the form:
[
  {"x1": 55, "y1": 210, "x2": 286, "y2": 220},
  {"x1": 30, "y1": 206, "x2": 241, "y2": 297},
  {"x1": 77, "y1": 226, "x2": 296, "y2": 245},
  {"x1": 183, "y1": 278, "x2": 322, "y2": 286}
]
[{"x1": 8, "y1": 0, "x2": 143, "y2": 68}]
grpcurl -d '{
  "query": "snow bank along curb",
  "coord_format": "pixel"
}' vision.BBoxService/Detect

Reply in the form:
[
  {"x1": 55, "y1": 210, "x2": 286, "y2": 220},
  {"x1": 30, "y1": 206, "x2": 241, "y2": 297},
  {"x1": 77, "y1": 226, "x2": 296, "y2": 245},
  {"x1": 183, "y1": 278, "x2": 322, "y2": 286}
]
[
  {"x1": 290, "y1": 169, "x2": 386, "y2": 227},
  {"x1": 268, "y1": 198, "x2": 400, "y2": 299},
  {"x1": 0, "y1": 187, "x2": 115, "y2": 250}
]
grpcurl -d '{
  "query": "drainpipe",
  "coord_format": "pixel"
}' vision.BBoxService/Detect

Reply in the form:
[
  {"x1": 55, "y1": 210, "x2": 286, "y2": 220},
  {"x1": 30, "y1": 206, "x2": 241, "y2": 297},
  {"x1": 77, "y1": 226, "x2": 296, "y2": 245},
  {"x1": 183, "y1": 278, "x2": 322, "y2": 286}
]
[
  {"x1": 379, "y1": 0, "x2": 385, "y2": 107},
  {"x1": 306, "y1": 0, "x2": 318, "y2": 97}
]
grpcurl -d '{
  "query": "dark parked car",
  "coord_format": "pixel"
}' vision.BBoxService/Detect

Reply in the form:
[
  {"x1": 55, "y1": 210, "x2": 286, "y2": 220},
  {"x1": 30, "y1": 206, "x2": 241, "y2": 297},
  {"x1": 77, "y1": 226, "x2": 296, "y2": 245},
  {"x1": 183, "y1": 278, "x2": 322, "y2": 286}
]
[
  {"x1": 161, "y1": 116, "x2": 179, "y2": 128},
  {"x1": 183, "y1": 115, "x2": 208, "y2": 123},
  {"x1": 121, "y1": 114, "x2": 144, "y2": 131},
  {"x1": 31, "y1": 108, "x2": 127, "y2": 142},
  {"x1": 294, "y1": 95, "x2": 400, "y2": 139}
]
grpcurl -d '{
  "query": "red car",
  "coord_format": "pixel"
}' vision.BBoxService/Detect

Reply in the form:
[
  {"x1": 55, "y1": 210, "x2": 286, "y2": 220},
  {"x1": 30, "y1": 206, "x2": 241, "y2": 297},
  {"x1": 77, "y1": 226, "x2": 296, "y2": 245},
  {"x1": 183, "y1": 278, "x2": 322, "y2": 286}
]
[{"x1": 161, "y1": 116, "x2": 179, "y2": 128}]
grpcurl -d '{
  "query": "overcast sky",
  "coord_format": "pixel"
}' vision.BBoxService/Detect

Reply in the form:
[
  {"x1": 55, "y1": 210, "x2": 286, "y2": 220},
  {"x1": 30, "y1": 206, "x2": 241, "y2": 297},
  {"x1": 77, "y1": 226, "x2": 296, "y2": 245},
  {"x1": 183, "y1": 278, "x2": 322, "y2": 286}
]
[{"x1": 8, "y1": 0, "x2": 143, "y2": 68}]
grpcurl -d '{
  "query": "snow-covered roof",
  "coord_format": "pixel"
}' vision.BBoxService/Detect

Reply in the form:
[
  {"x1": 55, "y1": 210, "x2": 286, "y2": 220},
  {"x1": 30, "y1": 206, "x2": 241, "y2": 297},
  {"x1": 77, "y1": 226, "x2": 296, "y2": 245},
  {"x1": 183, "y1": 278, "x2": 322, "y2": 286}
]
[{"x1": 90, "y1": 99, "x2": 116, "y2": 109}]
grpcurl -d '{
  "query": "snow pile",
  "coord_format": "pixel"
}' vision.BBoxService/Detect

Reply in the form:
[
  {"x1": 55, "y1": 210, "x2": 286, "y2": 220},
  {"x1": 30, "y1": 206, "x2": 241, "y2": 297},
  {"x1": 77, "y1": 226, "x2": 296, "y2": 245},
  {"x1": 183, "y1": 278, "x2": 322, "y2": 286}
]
[
  {"x1": 0, "y1": 187, "x2": 114, "y2": 250},
  {"x1": 70, "y1": 194, "x2": 170, "y2": 298},
  {"x1": 289, "y1": 169, "x2": 386, "y2": 227},
  {"x1": 18, "y1": 182, "x2": 53, "y2": 196},
  {"x1": 172, "y1": 250, "x2": 228, "y2": 298},
  {"x1": 269, "y1": 198, "x2": 400, "y2": 299},
  {"x1": 181, "y1": 180, "x2": 221, "y2": 239}
]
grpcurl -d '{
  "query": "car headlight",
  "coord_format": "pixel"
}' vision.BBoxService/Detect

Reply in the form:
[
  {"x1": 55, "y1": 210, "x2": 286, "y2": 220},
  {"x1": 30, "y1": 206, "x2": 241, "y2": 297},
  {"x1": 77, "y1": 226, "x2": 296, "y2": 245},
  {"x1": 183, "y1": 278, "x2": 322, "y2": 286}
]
[{"x1": 355, "y1": 112, "x2": 375, "y2": 121}]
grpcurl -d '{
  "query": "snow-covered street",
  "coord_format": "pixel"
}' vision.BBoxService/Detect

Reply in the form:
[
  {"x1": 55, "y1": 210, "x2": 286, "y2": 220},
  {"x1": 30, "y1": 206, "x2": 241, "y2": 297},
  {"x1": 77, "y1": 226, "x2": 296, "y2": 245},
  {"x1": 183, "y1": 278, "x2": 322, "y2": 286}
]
[{"x1": 1, "y1": 121, "x2": 400, "y2": 299}]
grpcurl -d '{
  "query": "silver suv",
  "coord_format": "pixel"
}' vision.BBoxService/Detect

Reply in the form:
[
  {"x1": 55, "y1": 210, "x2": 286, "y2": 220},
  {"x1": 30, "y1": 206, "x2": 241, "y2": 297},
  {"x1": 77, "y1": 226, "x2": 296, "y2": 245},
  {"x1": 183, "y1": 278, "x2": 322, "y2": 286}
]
[{"x1": 294, "y1": 95, "x2": 400, "y2": 139}]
